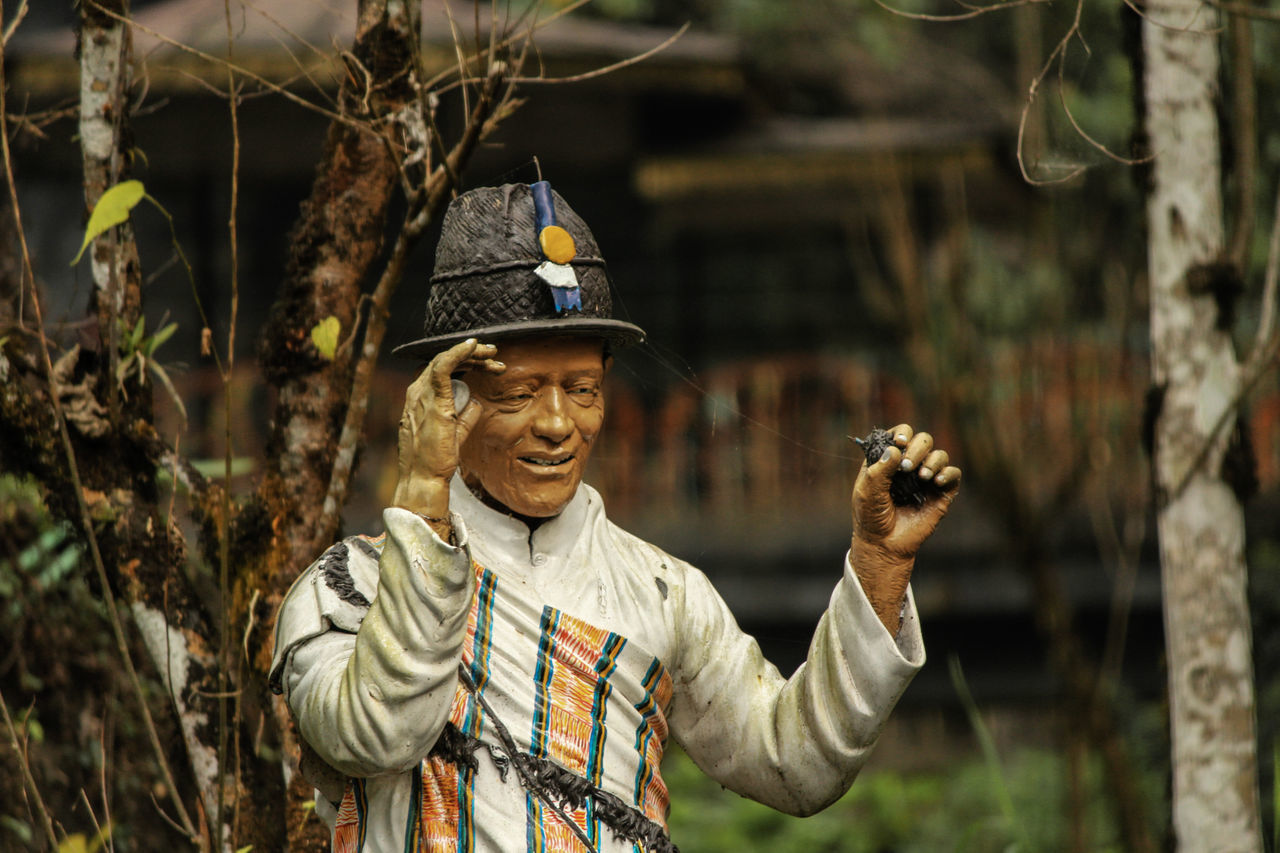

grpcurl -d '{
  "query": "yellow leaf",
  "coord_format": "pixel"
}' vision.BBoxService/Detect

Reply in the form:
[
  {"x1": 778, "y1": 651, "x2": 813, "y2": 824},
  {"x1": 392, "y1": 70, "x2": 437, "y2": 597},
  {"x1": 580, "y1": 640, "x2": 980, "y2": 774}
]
[
  {"x1": 57, "y1": 834, "x2": 88, "y2": 853},
  {"x1": 310, "y1": 315, "x2": 341, "y2": 360},
  {"x1": 71, "y1": 179, "x2": 147, "y2": 265},
  {"x1": 235, "y1": 846, "x2": 254, "y2": 853}
]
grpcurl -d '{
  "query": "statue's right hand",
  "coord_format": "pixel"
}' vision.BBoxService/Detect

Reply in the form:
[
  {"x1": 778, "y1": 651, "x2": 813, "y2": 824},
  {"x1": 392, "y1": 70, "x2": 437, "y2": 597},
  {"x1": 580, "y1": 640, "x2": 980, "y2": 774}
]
[{"x1": 392, "y1": 339, "x2": 504, "y2": 518}]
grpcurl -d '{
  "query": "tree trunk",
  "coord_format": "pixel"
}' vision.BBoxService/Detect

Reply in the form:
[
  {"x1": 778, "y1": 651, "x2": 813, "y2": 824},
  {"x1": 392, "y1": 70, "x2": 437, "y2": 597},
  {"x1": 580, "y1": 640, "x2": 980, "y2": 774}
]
[{"x1": 1142, "y1": 0, "x2": 1262, "y2": 847}]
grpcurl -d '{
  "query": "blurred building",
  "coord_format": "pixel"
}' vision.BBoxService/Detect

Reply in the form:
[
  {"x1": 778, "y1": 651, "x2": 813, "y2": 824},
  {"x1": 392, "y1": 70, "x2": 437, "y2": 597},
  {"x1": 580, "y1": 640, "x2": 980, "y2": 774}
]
[{"x1": 11, "y1": 0, "x2": 1277, "y2": 765}]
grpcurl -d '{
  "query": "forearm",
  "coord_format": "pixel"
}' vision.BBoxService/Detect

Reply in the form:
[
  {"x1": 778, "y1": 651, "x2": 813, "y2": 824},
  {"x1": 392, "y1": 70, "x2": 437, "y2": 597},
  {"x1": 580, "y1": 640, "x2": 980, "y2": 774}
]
[
  {"x1": 851, "y1": 537, "x2": 914, "y2": 635},
  {"x1": 288, "y1": 508, "x2": 473, "y2": 776},
  {"x1": 672, "y1": 559, "x2": 923, "y2": 815}
]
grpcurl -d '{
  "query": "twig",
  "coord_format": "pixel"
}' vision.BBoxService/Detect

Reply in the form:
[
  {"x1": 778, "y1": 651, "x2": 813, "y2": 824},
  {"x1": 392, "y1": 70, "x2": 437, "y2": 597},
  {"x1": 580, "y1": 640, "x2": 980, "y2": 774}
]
[
  {"x1": 86, "y1": 1, "x2": 370, "y2": 135},
  {"x1": 1, "y1": 15, "x2": 201, "y2": 844},
  {"x1": 0, "y1": 688, "x2": 60, "y2": 851},
  {"x1": 513, "y1": 23, "x2": 690, "y2": 85},
  {"x1": 1, "y1": 0, "x2": 27, "y2": 47},
  {"x1": 420, "y1": 0, "x2": 594, "y2": 90},
  {"x1": 1166, "y1": 180, "x2": 1280, "y2": 504},
  {"x1": 150, "y1": 790, "x2": 194, "y2": 838},
  {"x1": 441, "y1": 0, "x2": 473, "y2": 120},
  {"x1": 1053, "y1": 31, "x2": 1151, "y2": 167},
  {"x1": 871, "y1": 0, "x2": 1049, "y2": 22},
  {"x1": 234, "y1": 0, "x2": 343, "y2": 104},
  {"x1": 1207, "y1": 0, "x2": 1280, "y2": 21},
  {"x1": 1253, "y1": 179, "x2": 1280, "y2": 359},
  {"x1": 215, "y1": 3, "x2": 242, "y2": 849},
  {"x1": 312, "y1": 60, "x2": 508, "y2": 554},
  {"x1": 1015, "y1": 0, "x2": 1088, "y2": 185},
  {"x1": 99, "y1": 711, "x2": 115, "y2": 853},
  {"x1": 77, "y1": 789, "x2": 108, "y2": 851}
]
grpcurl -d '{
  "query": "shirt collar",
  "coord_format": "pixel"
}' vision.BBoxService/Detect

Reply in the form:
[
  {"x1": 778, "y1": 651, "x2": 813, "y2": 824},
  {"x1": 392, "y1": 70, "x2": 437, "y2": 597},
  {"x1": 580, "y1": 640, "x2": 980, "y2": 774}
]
[{"x1": 449, "y1": 474, "x2": 594, "y2": 568}]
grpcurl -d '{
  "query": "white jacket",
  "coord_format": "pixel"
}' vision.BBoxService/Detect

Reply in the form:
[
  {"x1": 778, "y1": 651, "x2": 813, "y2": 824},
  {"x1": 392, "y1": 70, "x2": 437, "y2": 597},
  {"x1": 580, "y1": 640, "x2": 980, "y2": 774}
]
[{"x1": 270, "y1": 478, "x2": 924, "y2": 852}]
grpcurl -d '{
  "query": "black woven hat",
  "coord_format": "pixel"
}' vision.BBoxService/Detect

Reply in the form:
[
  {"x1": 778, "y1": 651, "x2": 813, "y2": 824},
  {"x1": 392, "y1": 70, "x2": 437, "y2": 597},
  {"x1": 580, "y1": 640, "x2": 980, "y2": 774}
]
[{"x1": 392, "y1": 183, "x2": 646, "y2": 359}]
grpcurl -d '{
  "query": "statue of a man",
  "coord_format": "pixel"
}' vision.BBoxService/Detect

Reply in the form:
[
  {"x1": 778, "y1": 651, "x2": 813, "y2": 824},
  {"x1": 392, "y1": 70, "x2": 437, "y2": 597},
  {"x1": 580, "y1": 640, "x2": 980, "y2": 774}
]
[{"x1": 271, "y1": 183, "x2": 960, "y2": 852}]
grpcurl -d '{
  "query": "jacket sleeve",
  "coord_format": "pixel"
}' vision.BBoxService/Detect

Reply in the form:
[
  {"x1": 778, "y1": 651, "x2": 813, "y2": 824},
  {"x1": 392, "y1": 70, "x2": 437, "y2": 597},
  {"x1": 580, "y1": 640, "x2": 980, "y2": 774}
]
[
  {"x1": 666, "y1": 551, "x2": 924, "y2": 816},
  {"x1": 274, "y1": 508, "x2": 475, "y2": 777}
]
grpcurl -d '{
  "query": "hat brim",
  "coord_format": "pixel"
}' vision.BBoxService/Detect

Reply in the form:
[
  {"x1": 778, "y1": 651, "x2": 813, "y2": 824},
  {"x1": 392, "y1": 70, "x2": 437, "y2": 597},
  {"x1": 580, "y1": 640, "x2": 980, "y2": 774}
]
[{"x1": 391, "y1": 317, "x2": 646, "y2": 361}]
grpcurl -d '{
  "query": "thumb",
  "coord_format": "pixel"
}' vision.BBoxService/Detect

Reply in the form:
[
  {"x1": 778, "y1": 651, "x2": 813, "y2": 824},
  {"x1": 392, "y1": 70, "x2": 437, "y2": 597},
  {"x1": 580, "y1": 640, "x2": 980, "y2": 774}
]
[
  {"x1": 855, "y1": 445, "x2": 900, "y2": 537},
  {"x1": 455, "y1": 398, "x2": 482, "y2": 447}
]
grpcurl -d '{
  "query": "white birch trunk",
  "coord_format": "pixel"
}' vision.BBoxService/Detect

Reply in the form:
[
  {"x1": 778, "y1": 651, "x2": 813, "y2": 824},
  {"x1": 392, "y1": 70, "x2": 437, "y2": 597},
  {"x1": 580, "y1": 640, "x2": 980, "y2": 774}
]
[{"x1": 1142, "y1": 1, "x2": 1262, "y2": 848}]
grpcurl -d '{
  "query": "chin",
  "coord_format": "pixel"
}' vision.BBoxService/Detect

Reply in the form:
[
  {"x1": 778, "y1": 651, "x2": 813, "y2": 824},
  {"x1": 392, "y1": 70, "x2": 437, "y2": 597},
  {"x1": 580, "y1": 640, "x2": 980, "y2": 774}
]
[{"x1": 488, "y1": 477, "x2": 580, "y2": 519}]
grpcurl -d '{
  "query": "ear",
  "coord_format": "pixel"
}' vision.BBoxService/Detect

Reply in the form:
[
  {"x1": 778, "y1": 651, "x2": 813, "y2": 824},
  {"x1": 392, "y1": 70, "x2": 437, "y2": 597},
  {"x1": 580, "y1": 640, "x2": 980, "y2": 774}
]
[{"x1": 602, "y1": 353, "x2": 614, "y2": 376}]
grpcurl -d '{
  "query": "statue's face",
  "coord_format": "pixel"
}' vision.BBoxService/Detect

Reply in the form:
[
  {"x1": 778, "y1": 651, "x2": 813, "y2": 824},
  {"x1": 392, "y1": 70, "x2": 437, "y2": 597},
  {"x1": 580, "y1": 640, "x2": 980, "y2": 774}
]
[{"x1": 460, "y1": 336, "x2": 608, "y2": 519}]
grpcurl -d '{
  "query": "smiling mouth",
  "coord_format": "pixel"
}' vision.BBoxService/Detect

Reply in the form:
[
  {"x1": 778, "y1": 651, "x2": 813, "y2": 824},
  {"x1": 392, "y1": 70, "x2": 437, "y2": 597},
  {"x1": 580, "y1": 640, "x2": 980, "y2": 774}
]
[{"x1": 519, "y1": 455, "x2": 574, "y2": 468}]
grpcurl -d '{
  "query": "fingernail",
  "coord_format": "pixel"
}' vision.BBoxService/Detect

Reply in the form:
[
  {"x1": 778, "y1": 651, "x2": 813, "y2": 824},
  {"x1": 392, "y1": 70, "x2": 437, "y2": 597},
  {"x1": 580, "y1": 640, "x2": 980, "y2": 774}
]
[
  {"x1": 492, "y1": 361, "x2": 505, "y2": 368},
  {"x1": 879, "y1": 448, "x2": 894, "y2": 464},
  {"x1": 899, "y1": 458, "x2": 914, "y2": 472},
  {"x1": 895, "y1": 433, "x2": 908, "y2": 443},
  {"x1": 919, "y1": 466, "x2": 934, "y2": 480}
]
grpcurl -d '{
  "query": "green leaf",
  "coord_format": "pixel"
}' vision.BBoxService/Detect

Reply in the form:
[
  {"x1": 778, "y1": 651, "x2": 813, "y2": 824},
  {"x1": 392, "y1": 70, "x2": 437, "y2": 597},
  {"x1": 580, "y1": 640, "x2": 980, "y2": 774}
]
[
  {"x1": 147, "y1": 360, "x2": 188, "y2": 425},
  {"x1": 190, "y1": 457, "x2": 256, "y2": 478},
  {"x1": 0, "y1": 815, "x2": 33, "y2": 844},
  {"x1": 146, "y1": 321, "x2": 178, "y2": 356},
  {"x1": 71, "y1": 179, "x2": 146, "y2": 265},
  {"x1": 310, "y1": 315, "x2": 341, "y2": 360},
  {"x1": 236, "y1": 846, "x2": 254, "y2": 853}
]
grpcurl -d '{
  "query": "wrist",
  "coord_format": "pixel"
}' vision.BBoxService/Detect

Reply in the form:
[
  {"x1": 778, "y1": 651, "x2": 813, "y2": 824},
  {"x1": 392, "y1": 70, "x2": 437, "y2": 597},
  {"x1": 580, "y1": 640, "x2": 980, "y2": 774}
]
[
  {"x1": 851, "y1": 537, "x2": 914, "y2": 633},
  {"x1": 393, "y1": 474, "x2": 451, "y2": 519}
]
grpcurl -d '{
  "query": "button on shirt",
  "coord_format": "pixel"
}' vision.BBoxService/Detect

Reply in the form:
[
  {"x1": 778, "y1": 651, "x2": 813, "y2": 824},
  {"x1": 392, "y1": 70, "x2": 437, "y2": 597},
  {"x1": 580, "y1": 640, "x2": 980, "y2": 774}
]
[{"x1": 270, "y1": 477, "x2": 926, "y2": 851}]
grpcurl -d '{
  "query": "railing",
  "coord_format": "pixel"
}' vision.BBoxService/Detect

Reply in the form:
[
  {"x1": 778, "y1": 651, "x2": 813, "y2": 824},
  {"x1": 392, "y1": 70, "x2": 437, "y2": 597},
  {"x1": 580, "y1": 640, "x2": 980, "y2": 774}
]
[{"x1": 157, "y1": 345, "x2": 1280, "y2": 539}]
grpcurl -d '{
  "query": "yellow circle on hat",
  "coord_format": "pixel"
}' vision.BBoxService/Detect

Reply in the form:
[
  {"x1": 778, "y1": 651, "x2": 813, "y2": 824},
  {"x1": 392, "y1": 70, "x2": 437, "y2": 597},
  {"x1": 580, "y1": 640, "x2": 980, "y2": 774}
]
[{"x1": 539, "y1": 225, "x2": 576, "y2": 265}]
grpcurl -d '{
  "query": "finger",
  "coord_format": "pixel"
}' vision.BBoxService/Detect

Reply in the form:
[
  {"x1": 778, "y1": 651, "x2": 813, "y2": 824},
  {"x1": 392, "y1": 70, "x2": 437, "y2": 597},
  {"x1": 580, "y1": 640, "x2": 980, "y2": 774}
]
[
  {"x1": 427, "y1": 339, "x2": 484, "y2": 400},
  {"x1": 933, "y1": 465, "x2": 962, "y2": 489},
  {"x1": 888, "y1": 424, "x2": 914, "y2": 447},
  {"x1": 854, "y1": 443, "x2": 901, "y2": 536},
  {"x1": 467, "y1": 357, "x2": 506, "y2": 374},
  {"x1": 455, "y1": 398, "x2": 483, "y2": 446},
  {"x1": 918, "y1": 449, "x2": 949, "y2": 480},
  {"x1": 898, "y1": 431, "x2": 934, "y2": 472},
  {"x1": 434, "y1": 338, "x2": 482, "y2": 375}
]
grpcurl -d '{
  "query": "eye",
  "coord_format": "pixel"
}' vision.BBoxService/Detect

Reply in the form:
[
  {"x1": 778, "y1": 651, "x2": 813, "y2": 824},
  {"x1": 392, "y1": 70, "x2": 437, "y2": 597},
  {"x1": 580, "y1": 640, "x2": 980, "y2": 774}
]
[
  {"x1": 566, "y1": 382, "x2": 600, "y2": 403},
  {"x1": 491, "y1": 386, "x2": 536, "y2": 410}
]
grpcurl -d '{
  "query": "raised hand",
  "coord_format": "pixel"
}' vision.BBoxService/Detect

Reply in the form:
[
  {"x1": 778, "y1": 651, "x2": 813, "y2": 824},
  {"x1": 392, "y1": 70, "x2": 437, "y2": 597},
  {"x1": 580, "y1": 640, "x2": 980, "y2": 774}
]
[
  {"x1": 851, "y1": 423, "x2": 960, "y2": 633},
  {"x1": 392, "y1": 339, "x2": 504, "y2": 521}
]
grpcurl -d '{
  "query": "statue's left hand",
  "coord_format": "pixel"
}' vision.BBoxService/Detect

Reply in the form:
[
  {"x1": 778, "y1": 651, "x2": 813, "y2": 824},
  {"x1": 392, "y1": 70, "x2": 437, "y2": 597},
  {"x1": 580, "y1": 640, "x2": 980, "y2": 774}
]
[{"x1": 851, "y1": 423, "x2": 960, "y2": 633}]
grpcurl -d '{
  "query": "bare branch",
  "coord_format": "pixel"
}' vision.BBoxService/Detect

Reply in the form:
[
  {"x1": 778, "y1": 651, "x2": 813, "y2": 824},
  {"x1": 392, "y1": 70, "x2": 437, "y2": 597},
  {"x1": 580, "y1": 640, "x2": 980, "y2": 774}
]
[
  {"x1": 311, "y1": 60, "x2": 509, "y2": 554},
  {"x1": 1054, "y1": 34, "x2": 1152, "y2": 167},
  {"x1": 0, "y1": 689, "x2": 60, "y2": 850},
  {"x1": 1015, "y1": 0, "x2": 1089, "y2": 185},
  {"x1": 1, "y1": 0, "x2": 27, "y2": 47},
  {"x1": 872, "y1": 0, "x2": 1049, "y2": 23},
  {"x1": 87, "y1": 1, "x2": 371, "y2": 135},
  {"x1": 420, "y1": 0, "x2": 595, "y2": 90},
  {"x1": 1207, "y1": 0, "x2": 1280, "y2": 22},
  {"x1": 514, "y1": 23, "x2": 690, "y2": 85}
]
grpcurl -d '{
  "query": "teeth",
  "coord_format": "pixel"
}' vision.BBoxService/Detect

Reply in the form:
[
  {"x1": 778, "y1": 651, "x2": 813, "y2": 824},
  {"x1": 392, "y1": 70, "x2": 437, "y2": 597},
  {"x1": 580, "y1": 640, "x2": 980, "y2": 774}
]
[{"x1": 521, "y1": 456, "x2": 571, "y2": 466}]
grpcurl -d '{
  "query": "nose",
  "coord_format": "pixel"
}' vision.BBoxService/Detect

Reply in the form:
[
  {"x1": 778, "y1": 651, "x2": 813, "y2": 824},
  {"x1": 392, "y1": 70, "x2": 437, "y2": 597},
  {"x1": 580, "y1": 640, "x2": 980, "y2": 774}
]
[{"x1": 531, "y1": 386, "x2": 573, "y2": 444}]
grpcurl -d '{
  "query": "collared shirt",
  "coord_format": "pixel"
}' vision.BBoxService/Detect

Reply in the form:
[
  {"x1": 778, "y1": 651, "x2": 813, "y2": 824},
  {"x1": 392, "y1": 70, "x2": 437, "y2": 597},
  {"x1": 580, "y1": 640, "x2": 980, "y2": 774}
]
[{"x1": 271, "y1": 478, "x2": 925, "y2": 851}]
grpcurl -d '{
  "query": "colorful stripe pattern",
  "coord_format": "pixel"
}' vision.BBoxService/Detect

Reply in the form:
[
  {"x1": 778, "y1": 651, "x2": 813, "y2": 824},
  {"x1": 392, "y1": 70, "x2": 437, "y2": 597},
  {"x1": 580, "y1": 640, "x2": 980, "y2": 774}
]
[
  {"x1": 526, "y1": 606, "x2": 628, "y2": 851},
  {"x1": 631, "y1": 659, "x2": 674, "y2": 828},
  {"x1": 332, "y1": 778, "x2": 368, "y2": 853},
  {"x1": 324, "y1": 550, "x2": 677, "y2": 852},
  {"x1": 411, "y1": 562, "x2": 497, "y2": 852}
]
